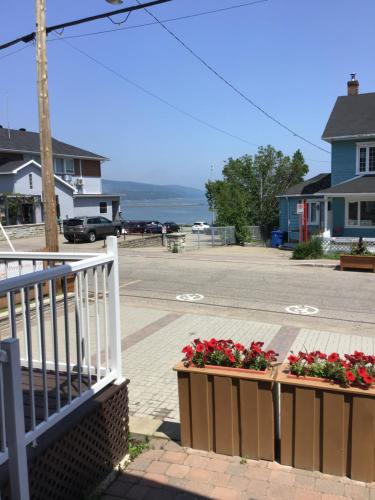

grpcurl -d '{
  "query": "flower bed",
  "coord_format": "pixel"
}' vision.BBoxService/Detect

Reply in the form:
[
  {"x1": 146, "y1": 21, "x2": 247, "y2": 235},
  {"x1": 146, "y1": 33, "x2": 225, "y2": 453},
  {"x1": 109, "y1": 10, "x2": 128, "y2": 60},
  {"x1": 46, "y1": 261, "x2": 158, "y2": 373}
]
[
  {"x1": 277, "y1": 349, "x2": 375, "y2": 481},
  {"x1": 287, "y1": 350, "x2": 375, "y2": 387},
  {"x1": 175, "y1": 339, "x2": 278, "y2": 459}
]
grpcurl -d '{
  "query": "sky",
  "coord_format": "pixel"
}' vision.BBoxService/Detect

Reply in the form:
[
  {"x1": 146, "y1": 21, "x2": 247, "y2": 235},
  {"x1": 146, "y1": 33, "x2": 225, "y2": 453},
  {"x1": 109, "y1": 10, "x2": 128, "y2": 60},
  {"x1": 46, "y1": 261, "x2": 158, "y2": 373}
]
[{"x1": 1, "y1": 0, "x2": 375, "y2": 190}]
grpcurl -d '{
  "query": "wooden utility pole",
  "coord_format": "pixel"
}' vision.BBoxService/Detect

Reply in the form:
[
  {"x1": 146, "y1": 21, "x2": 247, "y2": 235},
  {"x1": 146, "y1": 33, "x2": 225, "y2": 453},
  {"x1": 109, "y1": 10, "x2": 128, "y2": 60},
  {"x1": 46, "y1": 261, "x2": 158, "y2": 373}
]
[{"x1": 36, "y1": 0, "x2": 58, "y2": 252}]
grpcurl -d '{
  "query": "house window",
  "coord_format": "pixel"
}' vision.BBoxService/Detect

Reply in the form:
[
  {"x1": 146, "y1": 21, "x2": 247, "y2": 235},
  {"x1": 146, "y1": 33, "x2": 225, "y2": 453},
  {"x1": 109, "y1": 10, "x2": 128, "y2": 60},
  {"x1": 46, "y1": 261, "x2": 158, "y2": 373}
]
[
  {"x1": 29, "y1": 173, "x2": 33, "y2": 189},
  {"x1": 356, "y1": 143, "x2": 375, "y2": 174},
  {"x1": 308, "y1": 201, "x2": 319, "y2": 225},
  {"x1": 53, "y1": 158, "x2": 75, "y2": 175},
  {"x1": 346, "y1": 200, "x2": 375, "y2": 227},
  {"x1": 100, "y1": 202, "x2": 107, "y2": 214}
]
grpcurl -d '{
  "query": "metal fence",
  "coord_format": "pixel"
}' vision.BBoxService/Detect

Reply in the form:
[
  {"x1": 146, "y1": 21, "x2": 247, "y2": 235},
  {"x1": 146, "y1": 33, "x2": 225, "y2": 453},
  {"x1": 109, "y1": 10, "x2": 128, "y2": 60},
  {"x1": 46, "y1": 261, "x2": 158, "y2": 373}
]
[
  {"x1": 322, "y1": 237, "x2": 375, "y2": 254},
  {"x1": 0, "y1": 236, "x2": 122, "y2": 498},
  {"x1": 185, "y1": 226, "x2": 236, "y2": 249}
]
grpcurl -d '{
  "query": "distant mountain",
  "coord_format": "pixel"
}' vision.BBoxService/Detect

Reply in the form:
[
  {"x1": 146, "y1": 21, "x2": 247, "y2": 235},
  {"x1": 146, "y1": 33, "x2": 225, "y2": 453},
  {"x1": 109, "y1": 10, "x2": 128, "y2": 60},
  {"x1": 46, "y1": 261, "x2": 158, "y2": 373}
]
[{"x1": 102, "y1": 179, "x2": 205, "y2": 201}]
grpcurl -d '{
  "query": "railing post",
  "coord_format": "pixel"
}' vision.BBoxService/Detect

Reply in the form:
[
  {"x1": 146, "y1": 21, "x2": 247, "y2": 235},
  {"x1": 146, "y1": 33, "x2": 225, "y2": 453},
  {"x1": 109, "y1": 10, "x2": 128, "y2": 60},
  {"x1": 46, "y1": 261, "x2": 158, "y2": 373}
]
[
  {"x1": 1, "y1": 338, "x2": 30, "y2": 500},
  {"x1": 106, "y1": 236, "x2": 122, "y2": 378}
]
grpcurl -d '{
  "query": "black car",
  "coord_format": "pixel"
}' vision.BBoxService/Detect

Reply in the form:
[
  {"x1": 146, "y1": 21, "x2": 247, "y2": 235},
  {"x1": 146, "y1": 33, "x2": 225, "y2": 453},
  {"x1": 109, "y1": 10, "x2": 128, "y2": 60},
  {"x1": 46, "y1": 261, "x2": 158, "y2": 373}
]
[
  {"x1": 164, "y1": 221, "x2": 180, "y2": 233},
  {"x1": 123, "y1": 220, "x2": 148, "y2": 234},
  {"x1": 144, "y1": 222, "x2": 163, "y2": 234}
]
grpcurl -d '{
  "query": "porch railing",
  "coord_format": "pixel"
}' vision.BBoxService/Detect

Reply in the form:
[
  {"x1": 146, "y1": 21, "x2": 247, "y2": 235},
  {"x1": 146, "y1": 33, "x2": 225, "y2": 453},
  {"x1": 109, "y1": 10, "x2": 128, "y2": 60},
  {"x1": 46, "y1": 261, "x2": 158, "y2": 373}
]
[{"x1": 0, "y1": 237, "x2": 122, "y2": 498}]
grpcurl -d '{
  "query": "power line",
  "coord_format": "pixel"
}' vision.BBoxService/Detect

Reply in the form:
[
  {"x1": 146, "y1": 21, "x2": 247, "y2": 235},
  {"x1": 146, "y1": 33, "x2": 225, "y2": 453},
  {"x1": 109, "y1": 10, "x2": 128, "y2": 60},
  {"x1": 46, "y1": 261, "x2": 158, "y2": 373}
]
[
  {"x1": 136, "y1": 0, "x2": 330, "y2": 155},
  {"x1": 55, "y1": 35, "x2": 259, "y2": 148},
  {"x1": 0, "y1": 44, "x2": 31, "y2": 61},
  {"x1": 47, "y1": 0, "x2": 268, "y2": 42},
  {"x1": 0, "y1": 0, "x2": 173, "y2": 51}
]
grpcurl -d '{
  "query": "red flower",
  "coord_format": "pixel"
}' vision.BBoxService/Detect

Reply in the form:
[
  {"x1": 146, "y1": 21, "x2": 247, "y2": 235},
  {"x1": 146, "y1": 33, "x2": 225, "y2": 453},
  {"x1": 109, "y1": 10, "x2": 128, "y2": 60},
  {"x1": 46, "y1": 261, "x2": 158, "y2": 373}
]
[
  {"x1": 306, "y1": 355, "x2": 315, "y2": 364},
  {"x1": 358, "y1": 366, "x2": 368, "y2": 378},
  {"x1": 345, "y1": 370, "x2": 356, "y2": 382},
  {"x1": 228, "y1": 355, "x2": 235, "y2": 363},
  {"x1": 288, "y1": 355, "x2": 299, "y2": 364},
  {"x1": 327, "y1": 353, "x2": 340, "y2": 363},
  {"x1": 234, "y1": 343, "x2": 244, "y2": 352},
  {"x1": 208, "y1": 338, "x2": 217, "y2": 348},
  {"x1": 195, "y1": 343, "x2": 205, "y2": 353},
  {"x1": 250, "y1": 342, "x2": 263, "y2": 354},
  {"x1": 224, "y1": 348, "x2": 232, "y2": 357},
  {"x1": 363, "y1": 375, "x2": 374, "y2": 385}
]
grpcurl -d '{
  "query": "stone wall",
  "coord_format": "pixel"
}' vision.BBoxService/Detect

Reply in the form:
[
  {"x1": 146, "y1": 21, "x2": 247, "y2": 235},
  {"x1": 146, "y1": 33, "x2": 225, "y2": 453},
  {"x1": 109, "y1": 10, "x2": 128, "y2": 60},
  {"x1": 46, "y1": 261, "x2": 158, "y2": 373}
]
[
  {"x1": 118, "y1": 235, "x2": 162, "y2": 248},
  {"x1": 0, "y1": 223, "x2": 46, "y2": 240}
]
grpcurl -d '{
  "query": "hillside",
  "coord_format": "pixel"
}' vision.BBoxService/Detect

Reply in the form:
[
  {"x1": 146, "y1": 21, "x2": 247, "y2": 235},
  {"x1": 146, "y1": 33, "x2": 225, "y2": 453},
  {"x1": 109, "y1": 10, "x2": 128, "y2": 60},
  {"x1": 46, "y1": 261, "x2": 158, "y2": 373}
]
[{"x1": 102, "y1": 179, "x2": 205, "y2": 200}]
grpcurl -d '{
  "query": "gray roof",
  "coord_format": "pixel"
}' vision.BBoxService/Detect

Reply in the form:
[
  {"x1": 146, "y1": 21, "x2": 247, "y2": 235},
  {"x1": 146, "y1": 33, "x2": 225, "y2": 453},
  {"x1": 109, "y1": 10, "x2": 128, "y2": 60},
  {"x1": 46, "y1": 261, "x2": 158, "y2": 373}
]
[
  {"x1": 322, "y1": 93, "x2": 375, "y2": 141},
  {"x1": 0, "y1": 128, "x2": 106, "y2": 160},
  {"x1": 319, "y1": 175, "x2": 375, "y2": 195},
  {"x1": 281, "y1": 173, "x2": 331, "y2": 196},
  {"x1": 0, "y1": 160, "x2": 27, "y2": 173}
]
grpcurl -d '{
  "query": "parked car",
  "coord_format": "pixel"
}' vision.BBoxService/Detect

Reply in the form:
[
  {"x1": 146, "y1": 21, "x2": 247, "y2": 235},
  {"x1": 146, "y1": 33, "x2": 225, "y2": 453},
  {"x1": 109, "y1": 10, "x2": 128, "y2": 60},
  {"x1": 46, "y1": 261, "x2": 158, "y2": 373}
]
[
  {"x1": 164, "y1": 221, "x2": 180, "y2": 233},
  {"x1": 63, "y1": 216, "x2": 122, "y2": 243},
  {"x1": 122, "y1": 220, "x2": 148, "y2": 234},
  {"x1": 192, "y1": 221, "x2": 210, "y2": 233},
  {"x1": 144, "y1": 222, "x2": 164, "y2": 234}
]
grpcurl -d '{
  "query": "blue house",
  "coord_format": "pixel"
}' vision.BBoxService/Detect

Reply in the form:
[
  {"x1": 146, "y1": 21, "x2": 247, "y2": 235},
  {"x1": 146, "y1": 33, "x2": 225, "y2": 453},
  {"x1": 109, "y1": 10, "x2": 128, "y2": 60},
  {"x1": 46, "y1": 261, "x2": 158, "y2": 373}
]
[{"x1": 278, "y1": 76, "x2": 375, "y2": 242}]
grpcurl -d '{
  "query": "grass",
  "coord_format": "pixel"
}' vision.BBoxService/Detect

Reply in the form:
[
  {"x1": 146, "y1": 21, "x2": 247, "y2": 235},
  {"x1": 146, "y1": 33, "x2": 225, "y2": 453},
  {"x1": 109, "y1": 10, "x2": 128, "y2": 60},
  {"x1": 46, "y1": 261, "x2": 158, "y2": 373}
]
[{"x1": 128, "y1": 435, "x2": 149, "y2": 461}]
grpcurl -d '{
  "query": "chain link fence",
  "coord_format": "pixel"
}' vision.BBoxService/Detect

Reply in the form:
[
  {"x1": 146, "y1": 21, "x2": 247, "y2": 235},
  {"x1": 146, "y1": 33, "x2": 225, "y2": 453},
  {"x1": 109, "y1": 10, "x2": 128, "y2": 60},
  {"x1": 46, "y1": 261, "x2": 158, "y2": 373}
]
[{"x1": 182, "y1": 226, "x2": 236, "y2": 249}]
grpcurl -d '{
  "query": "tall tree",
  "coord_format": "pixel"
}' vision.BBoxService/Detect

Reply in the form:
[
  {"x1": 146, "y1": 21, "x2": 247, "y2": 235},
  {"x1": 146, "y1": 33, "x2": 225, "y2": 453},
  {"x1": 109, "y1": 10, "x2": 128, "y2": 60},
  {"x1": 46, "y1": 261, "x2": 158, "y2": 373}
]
[{"x1": 205, "y1": 146, "x2": 309, "y2": 242}]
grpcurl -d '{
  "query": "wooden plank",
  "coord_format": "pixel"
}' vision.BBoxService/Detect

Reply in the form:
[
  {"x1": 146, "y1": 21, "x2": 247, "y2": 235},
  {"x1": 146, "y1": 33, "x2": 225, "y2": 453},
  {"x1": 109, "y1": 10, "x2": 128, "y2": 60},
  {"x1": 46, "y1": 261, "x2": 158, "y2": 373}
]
[
  {"x1": 177, "y1": 372, "x2": 192, "y2": 448},
  {"x1": 190, "y1": 372, "x2": 211, "y2": 451},
  {"x1": 280, "y1": 384, "x2": 294, "y2": 466},
  {"x1": 239, "y1": 379, "x2": 259, "y2": 459},
  {"x1": 294, "y1": 387, "x2": 316, "y2": 471},
  {"x1": 213, "y1": 376, "x2": 233, "y2": 455},
  {"x1": 323, "y1": 391, "x2": 345, "y2": 476},
  {"x1": 231, "y1": 379, "x2": 240, "y2": 456},
  {"x1": 258, "y1": 381, "x2": 274, "y2": 461},
  {"x1": 207, "y1": 376, "x2": 214, "y2": 451},
  {"x1": 351, "y1": 395, "x2": 375, "y2": 482}
]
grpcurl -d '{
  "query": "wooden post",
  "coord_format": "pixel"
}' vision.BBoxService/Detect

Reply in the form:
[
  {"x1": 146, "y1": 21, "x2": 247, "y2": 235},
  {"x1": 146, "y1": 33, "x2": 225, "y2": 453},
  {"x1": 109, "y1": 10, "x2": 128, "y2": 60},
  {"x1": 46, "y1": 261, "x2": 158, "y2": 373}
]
[{"x1": 35, "y1": 0, "x2": 59, "y2": 252}]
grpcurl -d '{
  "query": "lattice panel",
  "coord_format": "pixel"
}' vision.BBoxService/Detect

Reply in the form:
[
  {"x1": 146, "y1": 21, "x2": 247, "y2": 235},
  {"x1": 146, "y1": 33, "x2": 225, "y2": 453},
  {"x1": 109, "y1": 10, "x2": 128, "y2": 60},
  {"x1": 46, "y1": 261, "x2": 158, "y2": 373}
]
[{"x1": 1, "y1": 381, "x2": 129, "y2": 500}]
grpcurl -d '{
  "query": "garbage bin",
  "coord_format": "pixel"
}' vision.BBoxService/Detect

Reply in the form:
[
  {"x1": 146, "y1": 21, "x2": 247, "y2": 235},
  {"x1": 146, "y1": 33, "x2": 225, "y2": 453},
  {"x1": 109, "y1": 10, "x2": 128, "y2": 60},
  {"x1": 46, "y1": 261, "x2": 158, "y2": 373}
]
[{"x1": 271, "y1": 230, "x2": 285, "y2": 248}]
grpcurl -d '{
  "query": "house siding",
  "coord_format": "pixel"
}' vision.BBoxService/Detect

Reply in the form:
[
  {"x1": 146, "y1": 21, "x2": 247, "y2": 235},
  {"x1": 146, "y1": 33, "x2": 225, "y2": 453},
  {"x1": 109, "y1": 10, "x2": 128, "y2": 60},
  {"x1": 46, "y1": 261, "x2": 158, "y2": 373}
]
[
  {"x1": 331, "y1": 139, "x2": 375, "y2": 185},
  {"x1": 279, "y1": 196, "x2": 324, "y2": 242},
  {"x1": 331, "y1": 196, "x2": 375, "y2": 237}
]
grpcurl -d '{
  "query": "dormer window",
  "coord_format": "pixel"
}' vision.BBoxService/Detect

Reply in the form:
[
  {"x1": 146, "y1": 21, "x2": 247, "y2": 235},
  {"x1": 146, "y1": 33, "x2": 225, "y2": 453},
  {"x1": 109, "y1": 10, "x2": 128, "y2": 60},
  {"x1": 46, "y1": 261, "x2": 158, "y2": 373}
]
[{"x1": 356, "y1": 143, "x2": 375, "y2": 174}]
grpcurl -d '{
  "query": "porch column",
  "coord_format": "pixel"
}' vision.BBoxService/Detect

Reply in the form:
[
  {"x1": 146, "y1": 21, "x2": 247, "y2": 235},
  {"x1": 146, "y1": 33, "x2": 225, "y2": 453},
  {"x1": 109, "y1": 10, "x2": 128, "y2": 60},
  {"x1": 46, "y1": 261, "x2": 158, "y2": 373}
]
[{"x1": 324, "y1": 197, "x2": 328, "y2": 232}]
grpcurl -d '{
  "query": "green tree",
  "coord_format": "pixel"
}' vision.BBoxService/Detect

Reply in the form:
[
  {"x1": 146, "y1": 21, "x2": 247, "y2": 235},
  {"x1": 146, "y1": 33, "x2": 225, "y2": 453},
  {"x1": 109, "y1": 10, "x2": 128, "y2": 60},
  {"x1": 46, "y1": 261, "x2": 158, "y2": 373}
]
[{"x1": 205, "y1": 146, "x2": 309, "y2": 243}]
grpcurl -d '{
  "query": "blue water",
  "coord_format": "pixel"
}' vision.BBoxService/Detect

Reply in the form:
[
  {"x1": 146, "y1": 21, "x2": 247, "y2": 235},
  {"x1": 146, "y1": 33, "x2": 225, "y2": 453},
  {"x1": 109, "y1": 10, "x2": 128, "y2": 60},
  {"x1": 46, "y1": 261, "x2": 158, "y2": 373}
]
[{"x1": 120, "y1": 198, "x2": 211, "y2": 224}]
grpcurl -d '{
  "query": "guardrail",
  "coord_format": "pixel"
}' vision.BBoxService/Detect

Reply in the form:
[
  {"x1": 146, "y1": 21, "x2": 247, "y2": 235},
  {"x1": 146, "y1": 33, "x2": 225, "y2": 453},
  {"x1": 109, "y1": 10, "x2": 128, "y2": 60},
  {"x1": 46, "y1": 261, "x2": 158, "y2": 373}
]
[{"x1": 0, "y1": 237, "x2": 122, "y2": 499}]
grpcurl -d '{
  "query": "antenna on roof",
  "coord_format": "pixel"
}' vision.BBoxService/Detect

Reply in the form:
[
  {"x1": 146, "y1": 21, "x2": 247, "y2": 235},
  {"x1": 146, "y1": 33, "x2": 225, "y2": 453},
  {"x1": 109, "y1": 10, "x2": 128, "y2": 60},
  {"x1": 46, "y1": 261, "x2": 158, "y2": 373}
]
[{"x1": 350, "y1": 72, "x2": 357, "y2": 81}]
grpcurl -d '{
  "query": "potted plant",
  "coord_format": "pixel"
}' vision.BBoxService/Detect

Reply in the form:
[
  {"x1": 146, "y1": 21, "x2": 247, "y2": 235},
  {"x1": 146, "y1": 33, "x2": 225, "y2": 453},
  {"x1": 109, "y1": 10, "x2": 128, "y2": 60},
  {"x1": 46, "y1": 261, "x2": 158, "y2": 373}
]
[
  {"x1": 174, "y1": 339, "x2": 278, "y2": 459},
  {"x1": 340, "y1": 237, "x2": 375, "y2": 272},
  {"x1": 276, "y1": 350, "x2": 375, "y2": 481}
]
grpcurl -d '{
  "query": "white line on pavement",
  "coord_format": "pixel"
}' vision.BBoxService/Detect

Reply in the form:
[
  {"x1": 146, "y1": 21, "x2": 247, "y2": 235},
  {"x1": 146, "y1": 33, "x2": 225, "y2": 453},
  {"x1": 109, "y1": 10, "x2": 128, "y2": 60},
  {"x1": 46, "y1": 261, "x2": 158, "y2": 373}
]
[{"x1": 120, "y1": 280, "x2": 142, "y2": 288}]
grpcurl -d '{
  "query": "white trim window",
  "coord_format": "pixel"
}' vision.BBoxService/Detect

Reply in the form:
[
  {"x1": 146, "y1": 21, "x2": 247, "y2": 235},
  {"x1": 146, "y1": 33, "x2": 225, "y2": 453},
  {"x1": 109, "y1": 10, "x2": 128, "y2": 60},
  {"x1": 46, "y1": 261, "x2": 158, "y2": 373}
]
[
  {"x1": 307, "y1": 201, "x2": 319, "y2": 225},
  {"x1": 53, "y1": 158, "x2": 75, "y2": 175},
  {"x1": 356, "y1": 143, "x2": 375, "y2": 174},
  {"x1": 346, "y1": 199, "x2": 375, "y2": 227}
]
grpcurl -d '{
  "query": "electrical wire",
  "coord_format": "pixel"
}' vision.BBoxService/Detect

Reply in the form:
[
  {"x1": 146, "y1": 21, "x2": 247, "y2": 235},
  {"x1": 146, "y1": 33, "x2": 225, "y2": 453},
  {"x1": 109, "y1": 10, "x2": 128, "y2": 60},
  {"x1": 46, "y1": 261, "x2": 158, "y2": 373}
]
[
  {"x1": 0, "y1": 44, "x2": 31, "y2": 61},
  {"x1": 55, "y1": 35, "x2": 259, "y2": 148},
  {"x1": 47, "y1": 0, "x2": 268, "y2": 42},
  {"x1": 135, "y1": 0, "x2": 330, "y2": 155}
]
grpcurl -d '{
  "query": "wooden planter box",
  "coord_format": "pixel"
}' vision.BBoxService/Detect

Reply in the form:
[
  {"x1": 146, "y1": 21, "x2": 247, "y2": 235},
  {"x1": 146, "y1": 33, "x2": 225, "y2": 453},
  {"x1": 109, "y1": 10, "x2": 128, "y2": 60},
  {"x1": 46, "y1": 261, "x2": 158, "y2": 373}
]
[
  {"x1": 340, "y1": 254, "x2": 375, "y2": 272},
  {"x1": 174, "y1": 362, "x2": 276, "y2": 460},
  {"x1": 277, "y1": 365, "x2": 375, "y2": 482}
]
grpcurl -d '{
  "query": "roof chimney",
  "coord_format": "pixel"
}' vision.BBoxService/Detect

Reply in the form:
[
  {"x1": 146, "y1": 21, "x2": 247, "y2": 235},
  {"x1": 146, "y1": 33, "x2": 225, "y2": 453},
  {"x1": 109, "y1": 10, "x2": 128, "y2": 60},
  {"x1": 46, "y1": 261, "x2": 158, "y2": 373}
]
[
  {"x1": 19, "y1": 128, "x2": 26, "y2": 131},
  {"x1": 347, "y1": 73, "x2": 359, "y2": 95}
]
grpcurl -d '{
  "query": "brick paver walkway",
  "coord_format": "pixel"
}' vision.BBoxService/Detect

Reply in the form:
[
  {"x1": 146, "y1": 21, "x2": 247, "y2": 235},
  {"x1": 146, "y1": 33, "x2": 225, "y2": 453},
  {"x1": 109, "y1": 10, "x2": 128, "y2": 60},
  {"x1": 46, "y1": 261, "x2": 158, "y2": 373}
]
[{"x1": 102, "y1": 438, "x2": 375, "y2": 500}]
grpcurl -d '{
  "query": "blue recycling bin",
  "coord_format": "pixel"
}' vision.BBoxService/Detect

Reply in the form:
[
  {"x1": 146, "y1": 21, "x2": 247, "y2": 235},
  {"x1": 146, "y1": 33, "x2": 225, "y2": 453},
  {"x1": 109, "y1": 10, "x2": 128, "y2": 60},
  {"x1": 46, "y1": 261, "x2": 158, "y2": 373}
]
[{"x1": 271, "y1": 230, "x2": 285, "y2": 248}]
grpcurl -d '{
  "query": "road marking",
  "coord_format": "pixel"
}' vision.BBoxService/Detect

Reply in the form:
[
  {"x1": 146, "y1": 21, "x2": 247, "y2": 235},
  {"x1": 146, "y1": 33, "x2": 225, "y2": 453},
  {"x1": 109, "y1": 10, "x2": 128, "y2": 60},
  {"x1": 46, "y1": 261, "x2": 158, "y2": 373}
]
[
  {"x1": 285, "y1": 305, "x2": 319, "y2": 315},
  {"x1": 176, "y1": 293, "x2": 204, "y2": 302},
  {"x1": 120, "y1": 280, "x2": 142, "y2": 288}
]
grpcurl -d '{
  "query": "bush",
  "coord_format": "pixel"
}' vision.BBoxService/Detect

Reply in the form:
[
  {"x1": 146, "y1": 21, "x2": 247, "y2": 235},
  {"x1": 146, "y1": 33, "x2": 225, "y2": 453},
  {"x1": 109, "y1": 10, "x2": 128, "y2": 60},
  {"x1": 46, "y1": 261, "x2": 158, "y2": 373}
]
[
  {"x1": 292, "y1": 237, "x2": 323, "y2": 260},
  {"x1": 350, "y1": 237, "x2": 371, "y2": 256}
]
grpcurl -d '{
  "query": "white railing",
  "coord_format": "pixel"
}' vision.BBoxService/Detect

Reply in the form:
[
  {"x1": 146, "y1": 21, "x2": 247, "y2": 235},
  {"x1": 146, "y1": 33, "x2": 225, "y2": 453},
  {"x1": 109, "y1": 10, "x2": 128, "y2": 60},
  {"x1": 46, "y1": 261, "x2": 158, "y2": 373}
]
[
  {"x1": 322, "y1": 237, "x2": 375, "y2": 254},
  {"x1": 0, "y1": 237, "x2": 122, "y2": 499}
]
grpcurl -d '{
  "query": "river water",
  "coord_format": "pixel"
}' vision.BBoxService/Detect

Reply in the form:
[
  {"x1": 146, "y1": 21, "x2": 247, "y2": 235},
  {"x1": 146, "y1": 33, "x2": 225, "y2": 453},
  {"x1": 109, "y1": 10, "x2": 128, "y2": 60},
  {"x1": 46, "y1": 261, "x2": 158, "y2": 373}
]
[{"x1": 120, "y1": 198, "x2": 212, "y2": 224}]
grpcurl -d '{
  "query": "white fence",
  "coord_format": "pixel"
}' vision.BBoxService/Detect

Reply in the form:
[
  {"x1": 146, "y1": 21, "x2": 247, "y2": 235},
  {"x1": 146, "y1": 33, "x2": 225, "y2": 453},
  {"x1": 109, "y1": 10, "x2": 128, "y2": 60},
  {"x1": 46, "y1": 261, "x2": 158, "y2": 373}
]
[
  {"x1": 322, "y1": 237, "x2": 375, "y2": 254},
  {"x1": 0, "y1": 237, "x2": 122, "y2": 498}
]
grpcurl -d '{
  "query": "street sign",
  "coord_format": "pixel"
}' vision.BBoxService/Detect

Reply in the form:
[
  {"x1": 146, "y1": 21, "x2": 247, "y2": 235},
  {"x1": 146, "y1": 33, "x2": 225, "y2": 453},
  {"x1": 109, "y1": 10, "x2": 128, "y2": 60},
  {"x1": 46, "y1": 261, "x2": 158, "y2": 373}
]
[{"x1": 297, "y1": 203, "x2": 304, "y2": 215}]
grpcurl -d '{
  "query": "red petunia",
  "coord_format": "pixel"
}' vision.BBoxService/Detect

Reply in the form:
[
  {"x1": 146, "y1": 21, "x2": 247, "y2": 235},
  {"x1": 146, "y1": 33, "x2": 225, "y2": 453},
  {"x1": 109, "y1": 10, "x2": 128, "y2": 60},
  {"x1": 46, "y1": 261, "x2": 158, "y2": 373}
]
[
  {"x1": 358, "y1": 366, "x2": 368, "y2": 378},
  {"x1": 195, "y1": 343, "x2": 205, "y2": 353},
  {"x1": 234, "y1": 343, "x2": 244, "y2": 352},
  {"x1": 362, "y1": 375, "x2": 374, "y2": 385},
  {"x1": 327, "y1": 353, "x2": 340, "y2": 363},
  {"x1": 208, "y1": 338, "x2": 217, "y2": 348},
  {"x1": 228, "y1": 355, "x2": 235, "y2": 363},
  {"x1": 288, "y1": 355, "x2": 299, "y2": 364},
  {"x1": 345, "y1": 370, "x2": 356, "y2": 382}
]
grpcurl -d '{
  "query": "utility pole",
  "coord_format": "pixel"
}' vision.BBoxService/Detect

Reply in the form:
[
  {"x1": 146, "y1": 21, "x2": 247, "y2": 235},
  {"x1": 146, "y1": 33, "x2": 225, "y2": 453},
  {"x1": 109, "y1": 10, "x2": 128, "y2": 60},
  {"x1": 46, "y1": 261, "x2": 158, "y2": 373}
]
[{"x1": 36, "y1": 0, "x2": 58, "y2": 252}]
